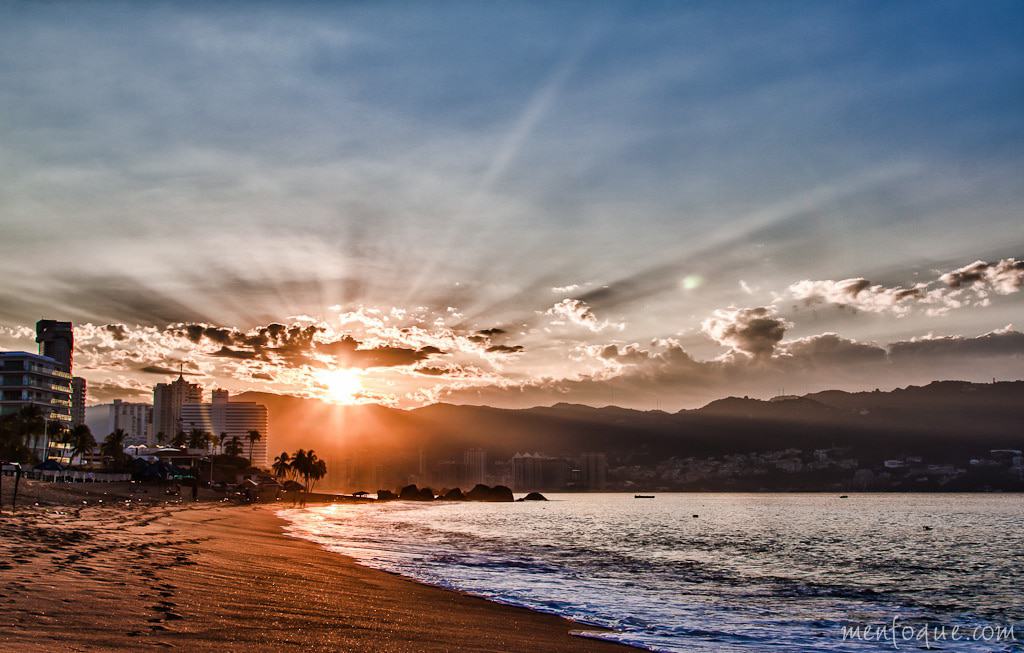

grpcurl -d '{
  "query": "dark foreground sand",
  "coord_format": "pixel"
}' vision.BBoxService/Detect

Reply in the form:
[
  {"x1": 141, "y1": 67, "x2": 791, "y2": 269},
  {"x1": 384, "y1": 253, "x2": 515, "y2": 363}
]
[{"x1": 0, "y1": 480, "x2": 631, "y2": 652}]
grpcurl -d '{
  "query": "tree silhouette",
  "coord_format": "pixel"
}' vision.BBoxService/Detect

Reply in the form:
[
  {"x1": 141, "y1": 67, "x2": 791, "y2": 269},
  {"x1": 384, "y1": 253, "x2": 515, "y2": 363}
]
[
  {"x1": 272, "y1": 451, "x2": 291, "y2": 480},
  {"x1": 246, "y1": 430, "x2": 262, "y2": 465},
  {"x1": 67, "y1": 424, "x2": 97, "y2": 466},
  {"x1": 225, "y1": 436, "x2": 244, "y2": 457},
  {"x1": 289, "y1": 449, "x2": 327, "y2": 503},
  {"x1": 171, "y1": 430, "x2": 188, "y2": 449},
  {"x1": 187, "y1": 428, "x2": 209, "y2": 450},
  {"x1": 101, "y1": 429, "x2": 128, "y2": 470}
]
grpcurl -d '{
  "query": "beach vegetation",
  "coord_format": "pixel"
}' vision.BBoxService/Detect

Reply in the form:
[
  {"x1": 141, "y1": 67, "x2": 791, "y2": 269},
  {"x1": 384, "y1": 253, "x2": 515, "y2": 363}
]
[
  {"x1": 247, "y1": 429, "x2": 262, "y2": 465},
  {"x1": 66, "y1": 424, "x2": 97, "y2": 466},
  {"x1": 100, "y1": 429, "x2": 129, "y2": 470}
]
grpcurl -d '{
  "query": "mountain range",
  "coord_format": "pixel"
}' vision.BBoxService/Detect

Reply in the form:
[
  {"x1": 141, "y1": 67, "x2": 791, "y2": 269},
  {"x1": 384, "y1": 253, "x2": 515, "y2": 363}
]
[{"x1": 236, "y1": 380, "x2": 1024, "y2": 467}]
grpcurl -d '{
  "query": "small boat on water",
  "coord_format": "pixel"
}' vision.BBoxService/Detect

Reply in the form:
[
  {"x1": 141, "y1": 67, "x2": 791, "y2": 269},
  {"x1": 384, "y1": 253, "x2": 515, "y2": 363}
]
[{"x1": 634, "y1": 494, "x2": 655, "y2": 499}]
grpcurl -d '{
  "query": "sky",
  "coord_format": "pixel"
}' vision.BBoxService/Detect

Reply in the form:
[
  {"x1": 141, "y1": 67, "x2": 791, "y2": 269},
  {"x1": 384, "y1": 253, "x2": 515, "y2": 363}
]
[{"x1": 1, "y1": 1, "x2": 1022, "y2": 409}]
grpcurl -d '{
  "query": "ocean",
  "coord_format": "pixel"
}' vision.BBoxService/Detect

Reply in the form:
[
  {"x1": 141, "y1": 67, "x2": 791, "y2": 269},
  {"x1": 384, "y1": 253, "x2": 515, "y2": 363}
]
[{"x1": 279, "y1": 493, "x2": 1023, "y2": 652}]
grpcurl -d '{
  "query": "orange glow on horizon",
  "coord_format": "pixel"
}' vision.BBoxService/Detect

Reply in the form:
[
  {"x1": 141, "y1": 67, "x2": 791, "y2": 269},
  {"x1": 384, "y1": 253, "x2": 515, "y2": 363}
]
[{"x1": 316, "y1": 368, "x2": 364, "y2": 405}]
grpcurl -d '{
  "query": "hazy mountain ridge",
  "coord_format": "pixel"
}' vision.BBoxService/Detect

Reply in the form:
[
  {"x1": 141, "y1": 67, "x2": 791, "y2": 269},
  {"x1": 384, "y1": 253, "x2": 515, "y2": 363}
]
[{"x1": 236, "y1": 380, "x2": 1024, "y2": 466}]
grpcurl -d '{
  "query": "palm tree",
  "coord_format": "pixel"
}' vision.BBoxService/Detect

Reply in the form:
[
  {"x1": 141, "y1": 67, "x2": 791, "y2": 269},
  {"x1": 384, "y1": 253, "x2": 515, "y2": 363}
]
[
  {"x1": 156, "y1": 431, "x2": 167, "y2": 445},
  {"x1": 67, "y1": 424, "x2": 97, "y2": 466},
  {"x1": 101, "y1": 429, "x2": 128, "y2": 470},
  {"x1": 171, "y1": 430, "x2": 188, "y2": 449},
  {"x1": 289, "y1": 449, "x2": 327, "y2": 503},
  {"x1": 187, "y1": 428, "x2": 209, "y2": 450},
  {"x1": 225, "y1": 436, "x2": 244, "y2": 458},
  {"x1": 272, "y1": 451, "x2": 291, "y2": 480},
  {"x1": 13, "y1": 405, "x2": 45, "y2": 461},
  {"x1": 246, "y1": 430, "x2": 262, "y2": 466},
  {"x1": 218, "y1": 431, "x2": 229, "y2": 454}
]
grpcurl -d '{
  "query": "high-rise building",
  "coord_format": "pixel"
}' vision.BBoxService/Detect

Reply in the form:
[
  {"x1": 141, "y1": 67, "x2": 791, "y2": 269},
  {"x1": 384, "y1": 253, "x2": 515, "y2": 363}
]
[
  {"x1": 85, "y1": 399, "x2": 153, "y2": 445},
  {"x1": 35, "y1": 319, "x2": 74, "y2": 372},
  {"x1": 511, "y1": 452, "x2": 571, "y2": 491},
  {"x1": 579, "y1": 452, "x2": 608, "y2": 490},
  {"x1": 463, "y1": 448, "x2": 487, "y2": 486},
  {"x1": 71, "y1": 377, "x2": 87, "y2": 426},
  {"x1": 151, "y1": 373, "x2": 203, "y2": 445},
  {"x1": 180, "y1": 390, "x2": 269, "y2": 467},
  {"x1": 0, "y1": 351, "x2": 73, "y2": 460}
]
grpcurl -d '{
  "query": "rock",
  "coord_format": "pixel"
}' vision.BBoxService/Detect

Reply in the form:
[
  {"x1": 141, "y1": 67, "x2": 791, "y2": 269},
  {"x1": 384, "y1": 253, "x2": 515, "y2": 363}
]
[
  {"x1": 376, "y1": 489, "x2": 397, "y2": 501},
  {"x1": 490, "y1": 485, "x2": 514, "y2": 502},
  {"x1": 418, "y1": 486, "x2": 435, "y2": 500},
  {"x1": 440, "y1": 488, "x2": 465, "y2": 501},
  {"x1": 399, "y1": 484, "x2": 425, "y2": 501},
  {"x1": 520, "y1": 492, "x2": 547, "y2": 501},
  {"x1": 465, "y1": 484, "x2": 514, "y2": 502}
]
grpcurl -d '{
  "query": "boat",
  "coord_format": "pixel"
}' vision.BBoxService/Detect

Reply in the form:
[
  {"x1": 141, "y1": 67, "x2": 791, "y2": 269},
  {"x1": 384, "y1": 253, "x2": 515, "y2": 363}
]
[{"x1": 634, "y1": 494, "x2": 655, "y2": 499}]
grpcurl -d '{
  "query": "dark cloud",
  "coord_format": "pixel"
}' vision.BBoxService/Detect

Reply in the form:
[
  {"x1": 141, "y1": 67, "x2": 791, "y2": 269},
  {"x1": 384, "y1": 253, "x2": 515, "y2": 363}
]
[
  {"x1": 104, "y1": 324, "x2": 129, "y2": 341},
  {"x1": 778, "y1": 333, "x2": 887, "y2": 365},
  {"x1": 477, "y1": 328, "x2": 506, "y2": 336},
  {"x1": 251, "y1": 372, "x2": 274, "y2": 381},
  {"x1": 139, "y1": 364, "x2": 200, "y2": 376},
  {"x1": 702, "y1": 307, "x2": 790, "y2": 357},
  {"x1": 168, "y1": 321, "x2": 443, "y2": 370},
  {"x1": 417, "y1": 366, "x2": 454, "y2": 376},
  {"x1": 940, "y1": 258, "x2": 1024, "y2": 293},
  {"x1": 315, "y1": 336, "x2": 439, "y2": 368},
  {"x1": 487, "y1": 344, "x2": 524, "y2": 354},
  {"x1": 889, "y1": 327, "x2": 1024, "y2": 361},
  {"x1": 210, "y1": 346, "x2": 258, "y2": 360},
  {"x1": 85, "y1": 381, "x2": 150, "y2": 403}
]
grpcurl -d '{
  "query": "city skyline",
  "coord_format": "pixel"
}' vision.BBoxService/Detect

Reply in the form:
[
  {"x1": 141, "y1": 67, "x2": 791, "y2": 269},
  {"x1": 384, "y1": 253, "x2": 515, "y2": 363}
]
[{"x1": 1, "y1": 2, "x2": 1022, "y2": 409}]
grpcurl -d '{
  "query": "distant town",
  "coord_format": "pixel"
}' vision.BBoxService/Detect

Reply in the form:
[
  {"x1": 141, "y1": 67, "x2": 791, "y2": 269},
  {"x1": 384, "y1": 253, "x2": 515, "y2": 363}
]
[{"x1": 2, "y1": 319, "x2": 1022, "y2": 494}]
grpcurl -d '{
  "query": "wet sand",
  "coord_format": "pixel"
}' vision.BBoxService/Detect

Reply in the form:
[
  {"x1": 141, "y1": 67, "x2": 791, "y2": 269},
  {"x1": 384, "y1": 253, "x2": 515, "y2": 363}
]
[{"x1": 0, "y1": 480, "x2": 631, "y2": 652}]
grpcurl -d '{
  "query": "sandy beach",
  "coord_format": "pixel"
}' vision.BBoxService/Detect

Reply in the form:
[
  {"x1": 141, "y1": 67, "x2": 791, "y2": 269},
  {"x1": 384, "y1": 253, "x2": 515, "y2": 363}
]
[{"x1": 0, "y1": 480, "x2": 631, "y2": 652}]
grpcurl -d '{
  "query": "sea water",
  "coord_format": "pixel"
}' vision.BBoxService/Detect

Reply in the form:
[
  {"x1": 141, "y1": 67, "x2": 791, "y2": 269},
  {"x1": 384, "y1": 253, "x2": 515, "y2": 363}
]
[{"x1": 280, "y1": 493, "x2": 1023, "y2": 652}]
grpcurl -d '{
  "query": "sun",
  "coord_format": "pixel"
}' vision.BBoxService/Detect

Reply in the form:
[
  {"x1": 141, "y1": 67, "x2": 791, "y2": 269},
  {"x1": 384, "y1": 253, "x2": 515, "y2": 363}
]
[{"x1": 316, "y1": 368, "x2": 363, "y2": 404}]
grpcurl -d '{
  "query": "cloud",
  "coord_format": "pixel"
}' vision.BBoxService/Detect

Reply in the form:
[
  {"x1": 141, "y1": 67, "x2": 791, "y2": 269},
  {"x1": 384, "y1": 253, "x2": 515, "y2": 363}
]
[
  {"x1": 104, "y1": 324, "x2": 129, "y2": 341},
  {"x1": 788, "y1": 258, "x2": 1024, "y2": 317},
  {"x1": 139, "y1": 364, "x2": 201, "y2": 376},
  {"x1": 888, "y1": 325, "x2": 1024, "y2": 361},
  {"x1": 442, "y1": 325, "x2": 1024, "y2": 410},
  {"x1": 776, "y1": 333, "x2": 887, "y2": 365},
  {"x1": 552, "y1": 284, "x2": 582, "y2": 294},
  {"x1": 486, "y1": 344, "x2": 525, "y2": 354},
  {"x1": 545, "y1": 299, "x2": 624, "y2": 332},
  {"x1": 940, "y1": 258, "x2": 1024, "y2": 294},
  {"x1": 85, "y1": 380, "x2": 151, "y2": 403},
  {"x1": 701, "y1": 306, "x2": 790, "y2": 357},
  {"x1": 210, "y1": 346, "x2": 258, "y2": 360},
  {"x1": 788, "y1": 278, "x2": 926, "y2": 316},
  {"x1": 315, "y1": 335, "x2": 438, "y2": 368},
  {"x1": 476, "y1": 328, "x2": 507, "y2": 337}
]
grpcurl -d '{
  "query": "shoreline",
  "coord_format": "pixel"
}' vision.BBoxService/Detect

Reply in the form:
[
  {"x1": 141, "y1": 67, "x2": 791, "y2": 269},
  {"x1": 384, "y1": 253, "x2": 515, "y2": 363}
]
[{"x1": 0, "y1": 481, "x2": 634, "y2": 652}]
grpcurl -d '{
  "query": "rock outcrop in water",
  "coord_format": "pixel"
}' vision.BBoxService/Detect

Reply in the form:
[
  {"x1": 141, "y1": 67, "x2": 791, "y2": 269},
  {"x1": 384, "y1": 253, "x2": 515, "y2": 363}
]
[
  {"x1": 376, "y1": 489, "x2": 397, "y2": 501},
  {"x1": 465, "y1": 484, "x2": 514, "y2": 502},
  {"x1": 440, "y1": 488, "x2": 465, "y2": 501},
  {"x1": 519, "y1": 492, "x2": 547, "y2": 501},
  {"x1": 398, "y1": 484, "x2": 435, "y2": 501}
]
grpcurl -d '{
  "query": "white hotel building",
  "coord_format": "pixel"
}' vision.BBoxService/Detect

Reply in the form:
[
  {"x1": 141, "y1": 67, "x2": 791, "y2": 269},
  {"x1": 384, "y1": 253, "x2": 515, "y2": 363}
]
[{"x1": 180, "y1": 389, "x2": 269, "y2": 467}]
